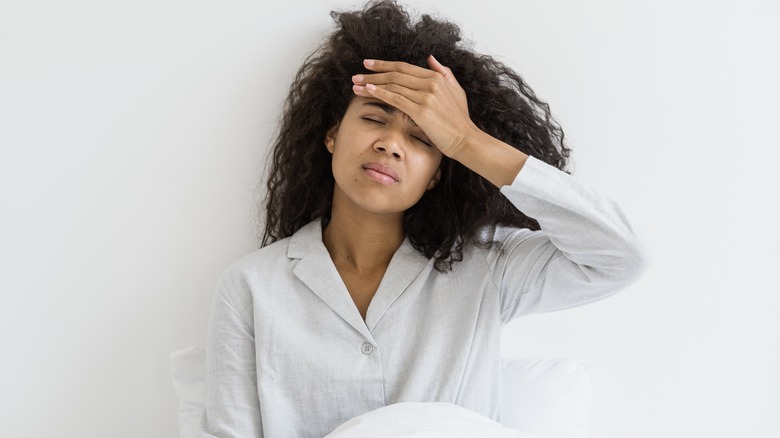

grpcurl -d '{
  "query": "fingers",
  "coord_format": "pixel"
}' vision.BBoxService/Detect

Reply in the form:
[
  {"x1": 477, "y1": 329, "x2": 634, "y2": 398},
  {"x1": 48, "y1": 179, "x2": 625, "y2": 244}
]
[
  {"x1": 427, "y1": 55, "x2": 461, "y2": 88},
  {"x1": 426, "y1": 55, "x2": 447, "y2": 76},
  {"x1": 362, "y1": 59, "x2": 436, "y2": 78},
  {"x1": 353, "y1": 82, "x2": 426, "y2": 103},
  {"x1": 358, "y1": 83, "x2": 419, "y2": 115},
  {"x1": 359, "y1": 57, "x2": 461, "y2": 91},
  {"x1": 351, "y1": 56, "x2": 462, "y2": 119},
  {"x1": 354, "y1": 58, "x2": 437, "y2": 91},
  {"x1": 352, "y1": 58, "x2": 438, "y2": 107},
  {"x1": 352, "y1": 72, "x2": 428, "y2": 91}
]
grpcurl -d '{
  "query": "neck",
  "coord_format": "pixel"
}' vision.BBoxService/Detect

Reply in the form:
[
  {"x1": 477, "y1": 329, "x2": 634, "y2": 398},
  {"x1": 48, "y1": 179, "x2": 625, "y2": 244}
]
[{"x1": 322, "y1": 192, "x2": 404, "y2": 274}]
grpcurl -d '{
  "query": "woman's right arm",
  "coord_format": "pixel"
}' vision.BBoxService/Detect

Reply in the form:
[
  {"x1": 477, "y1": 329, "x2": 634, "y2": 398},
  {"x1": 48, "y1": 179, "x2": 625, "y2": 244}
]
[{"x1": 199, "y1": 273, "x2": 263, "y2": 437}]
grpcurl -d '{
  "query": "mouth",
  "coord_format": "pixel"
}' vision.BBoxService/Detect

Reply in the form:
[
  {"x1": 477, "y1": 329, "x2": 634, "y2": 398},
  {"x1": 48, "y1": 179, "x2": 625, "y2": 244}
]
[{"x1": 362, "y1": 162, "x2": 399, "y2": 184}]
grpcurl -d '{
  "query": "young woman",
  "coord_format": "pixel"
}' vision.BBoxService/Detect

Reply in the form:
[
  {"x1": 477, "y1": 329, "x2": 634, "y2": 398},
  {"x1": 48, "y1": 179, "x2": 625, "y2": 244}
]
[{"x1": 200, "y1": 1, "x2": 649, "y2": 437}]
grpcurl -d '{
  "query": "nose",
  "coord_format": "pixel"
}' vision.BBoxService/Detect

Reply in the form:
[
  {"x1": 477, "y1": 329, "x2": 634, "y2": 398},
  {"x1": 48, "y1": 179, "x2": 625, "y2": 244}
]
[{"x1": 373, "y1": 128, "x2": 406, "y2": 159}]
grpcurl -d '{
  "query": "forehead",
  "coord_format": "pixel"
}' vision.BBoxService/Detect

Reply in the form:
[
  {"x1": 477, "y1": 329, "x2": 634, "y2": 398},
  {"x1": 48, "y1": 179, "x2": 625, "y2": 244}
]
[
  {"x1": 348, "y1": 97, "x2": 417, "y2": 126},
  {"x1": 349, "y1": 96, "x2": 394, "y2": 110}
]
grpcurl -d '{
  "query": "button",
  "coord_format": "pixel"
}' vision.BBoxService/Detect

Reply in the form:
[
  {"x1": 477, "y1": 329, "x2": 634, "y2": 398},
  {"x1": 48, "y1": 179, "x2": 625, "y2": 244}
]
[{"x1": 361, "y1": 342, "x2": 374, "y2": 355}]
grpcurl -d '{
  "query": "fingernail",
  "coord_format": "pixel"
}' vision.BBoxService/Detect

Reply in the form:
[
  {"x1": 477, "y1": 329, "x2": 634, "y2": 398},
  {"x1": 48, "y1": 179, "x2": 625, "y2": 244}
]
[
  {"x1": 364, "y1": 59, "x2": 375, "y2": 67},
  {"x1": 352, "y1": 74, "x2": 364, "y2": 83},
  {"x1": 366, "y1": 83, "x2": 377, "y2": 92},
  {"x1": 352, "y1": 84, "x2": 365, "y2": 93}
]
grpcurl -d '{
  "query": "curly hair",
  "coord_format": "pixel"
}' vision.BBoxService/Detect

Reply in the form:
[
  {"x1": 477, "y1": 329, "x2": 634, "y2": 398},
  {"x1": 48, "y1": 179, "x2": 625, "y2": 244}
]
[{"x1": 260, "y1": 0, "x2": 572, "y2": 271}]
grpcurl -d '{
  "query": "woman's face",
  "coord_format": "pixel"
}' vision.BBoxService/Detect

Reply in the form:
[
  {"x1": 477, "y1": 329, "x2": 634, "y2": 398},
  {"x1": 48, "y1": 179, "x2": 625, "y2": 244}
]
[{"x1": 325, "y1": 96, "x2": 443, "y2": 217}]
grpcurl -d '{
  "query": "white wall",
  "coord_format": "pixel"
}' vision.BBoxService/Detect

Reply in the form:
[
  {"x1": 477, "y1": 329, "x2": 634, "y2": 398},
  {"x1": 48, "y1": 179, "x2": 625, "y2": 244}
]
[{"x1": 1, "y1": 1, "x2": 777, "y2": 437}]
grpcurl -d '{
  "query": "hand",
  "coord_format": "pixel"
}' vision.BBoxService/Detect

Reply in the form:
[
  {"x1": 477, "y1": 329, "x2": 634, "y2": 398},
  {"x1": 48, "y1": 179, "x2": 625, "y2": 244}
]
[{"x1": 351, "y1": 56, "x2": 482, "y2": 159}]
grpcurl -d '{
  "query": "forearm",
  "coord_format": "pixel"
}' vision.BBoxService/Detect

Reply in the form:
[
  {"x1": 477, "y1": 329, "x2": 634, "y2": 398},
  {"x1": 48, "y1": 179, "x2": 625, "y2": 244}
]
[
  {"x1": 450, "y1": 129, "x2": 529, "y2": 188},
  {"x1": 493, "y1": 155, "x2": 650, "y2": 319}
]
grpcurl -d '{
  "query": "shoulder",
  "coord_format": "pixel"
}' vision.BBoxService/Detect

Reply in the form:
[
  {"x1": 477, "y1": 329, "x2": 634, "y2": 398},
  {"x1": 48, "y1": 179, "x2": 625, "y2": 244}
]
[
  {"x1": 215, "y1": 236, "x2": 295, "y2": 296},
  {"x1": 231, "y1": 238, "x2": 291, "y2": 272},
  {"x1": 216, "y1": 219, "x2": 323, "y2": 294}
]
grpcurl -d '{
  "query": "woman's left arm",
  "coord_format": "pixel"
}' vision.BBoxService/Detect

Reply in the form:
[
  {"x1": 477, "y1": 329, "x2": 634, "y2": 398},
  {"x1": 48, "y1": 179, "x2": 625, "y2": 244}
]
[
  {"x1": 490, "y1": 155, "x2": 650, "y2": 320},
  {"x1": 354, "y1": 57, "x2": 650, "y2": 320}
]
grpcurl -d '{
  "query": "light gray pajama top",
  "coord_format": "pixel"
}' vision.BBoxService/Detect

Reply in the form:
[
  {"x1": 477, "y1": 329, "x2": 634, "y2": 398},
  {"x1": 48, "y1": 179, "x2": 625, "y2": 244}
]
[{"x1": 200, "y1": 155, "x2": 649, "y2": 437}]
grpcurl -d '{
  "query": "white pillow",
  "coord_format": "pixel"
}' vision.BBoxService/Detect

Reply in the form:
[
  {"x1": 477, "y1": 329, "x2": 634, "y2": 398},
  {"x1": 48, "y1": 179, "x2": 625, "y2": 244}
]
[
  {"x1": 500, "y1": 357, "x2": 592, "y2": 437},
  {"x1": 170, "y1": 346, "x2": 206, "y2": 438},
  {"x1": 170, "y1": 347, "x2": 591, "y2": 438},
  {"x1": 324, "y1": 402, "x2": 537, "y2": 438}
]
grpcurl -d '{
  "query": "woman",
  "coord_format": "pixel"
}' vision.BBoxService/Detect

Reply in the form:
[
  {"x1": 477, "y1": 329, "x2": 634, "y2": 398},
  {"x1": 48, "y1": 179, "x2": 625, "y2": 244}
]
[{"x1": 200, "y1": 1, "x2": 649, "y2": 437}]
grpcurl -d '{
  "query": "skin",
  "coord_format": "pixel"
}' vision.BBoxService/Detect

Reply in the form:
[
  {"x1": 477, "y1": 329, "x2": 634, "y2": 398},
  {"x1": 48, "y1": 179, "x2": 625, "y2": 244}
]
[{"x1": 323, "y1": 55, "x2": 529, "y2": 321}]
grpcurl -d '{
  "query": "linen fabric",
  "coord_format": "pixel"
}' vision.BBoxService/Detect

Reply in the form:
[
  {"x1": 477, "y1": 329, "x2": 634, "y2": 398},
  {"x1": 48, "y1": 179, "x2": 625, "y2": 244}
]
[
  {"x1": 199, "y1": 155, "x2": 648, "y2": 438},
  {"x1": 172, "y1": 347, "x2": 592, "y2": 438}
]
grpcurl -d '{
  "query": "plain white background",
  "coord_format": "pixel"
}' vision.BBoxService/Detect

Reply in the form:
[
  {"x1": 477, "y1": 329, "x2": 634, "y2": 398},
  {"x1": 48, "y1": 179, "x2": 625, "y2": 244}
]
[{"x1": 1, "y1": 0, "x2": 778, "y2": 437}]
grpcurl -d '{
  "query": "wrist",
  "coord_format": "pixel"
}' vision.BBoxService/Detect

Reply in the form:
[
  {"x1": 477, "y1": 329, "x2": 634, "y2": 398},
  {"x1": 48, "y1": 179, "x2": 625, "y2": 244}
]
[
  {"x1": 448, "y1": 129, "x2": 529, "y2": 188},
  {"x1": 447, "y1": 125, "x2": 485, "y2": 161}
]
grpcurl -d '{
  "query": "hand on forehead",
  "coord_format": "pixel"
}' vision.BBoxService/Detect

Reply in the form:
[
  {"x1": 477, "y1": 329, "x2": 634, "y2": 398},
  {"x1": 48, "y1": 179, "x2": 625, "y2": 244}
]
[{"x1": 350, "y1": 56, "x2": 477, "y2": 159}]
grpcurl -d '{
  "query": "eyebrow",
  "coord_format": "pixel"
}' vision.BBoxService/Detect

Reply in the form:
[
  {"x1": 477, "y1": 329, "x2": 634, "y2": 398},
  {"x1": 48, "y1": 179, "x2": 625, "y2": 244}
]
[{"x1": 361, "y1": 101, "x2": 418, "y2": 127}]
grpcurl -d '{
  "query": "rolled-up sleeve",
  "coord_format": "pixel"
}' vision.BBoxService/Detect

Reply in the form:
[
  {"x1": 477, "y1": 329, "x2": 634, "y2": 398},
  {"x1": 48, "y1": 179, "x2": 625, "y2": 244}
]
[
  {"x1": 199, "y1": 272, "x2": 263, "y2": 437},
  {"x1": 491, "y1": 155, "x2": 650, "y2": 323}
]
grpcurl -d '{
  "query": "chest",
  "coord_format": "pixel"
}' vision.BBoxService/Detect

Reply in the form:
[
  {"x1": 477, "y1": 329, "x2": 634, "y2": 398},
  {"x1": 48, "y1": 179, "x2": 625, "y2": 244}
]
[
  {"x1": 336, "y1": 267, "x2": 387, "y2": 321},
  {"x1": 251, "y1": 267, "x2": 505, "y2": 435},
  {"x1": 252, "y1": 283, "x2": 503, "y2": 438}
]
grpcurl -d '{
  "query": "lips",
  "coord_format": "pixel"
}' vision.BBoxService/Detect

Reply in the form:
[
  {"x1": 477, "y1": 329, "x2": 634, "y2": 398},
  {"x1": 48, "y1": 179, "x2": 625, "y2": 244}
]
[{"x1": 362, "y1": 162, "x2": 399, "y2": 183}]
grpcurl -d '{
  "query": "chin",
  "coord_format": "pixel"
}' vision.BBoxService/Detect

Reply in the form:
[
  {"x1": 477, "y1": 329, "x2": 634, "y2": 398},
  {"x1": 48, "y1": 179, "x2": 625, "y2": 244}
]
[
  {"x1": 349, "y1": 195, "x2": 415, "y2": 216},
  {"x1": 334, "y1": 181, "x2": 425, "y2": 217}
]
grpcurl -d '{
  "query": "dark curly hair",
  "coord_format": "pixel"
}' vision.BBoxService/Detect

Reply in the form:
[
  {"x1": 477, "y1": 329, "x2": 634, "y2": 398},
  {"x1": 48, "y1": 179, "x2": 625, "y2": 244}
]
[{"x1": 260, "y1": 0, "x2": 572, "y2": 271}]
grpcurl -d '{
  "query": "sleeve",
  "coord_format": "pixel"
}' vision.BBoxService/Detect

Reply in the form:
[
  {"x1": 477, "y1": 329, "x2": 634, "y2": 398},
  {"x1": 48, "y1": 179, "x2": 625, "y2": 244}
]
[
  {"x1": 199, "y1": 271, "x2": 264, "y2": 437},
  {"x1": 491, "y1": 155, "x2": 650, "y2": 323}
]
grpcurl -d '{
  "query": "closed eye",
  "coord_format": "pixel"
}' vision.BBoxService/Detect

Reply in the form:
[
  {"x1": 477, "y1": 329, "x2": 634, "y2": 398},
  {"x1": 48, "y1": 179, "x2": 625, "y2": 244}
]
[
  {"x1": 362, "y1": 116, "x2": 431, "y2": 147},
  {"x1": 362, "y1": 117, "x2": 385, "y2": 125},
  {"x1": 413, "y1": 136, "x2": 432, "y2": 147}
]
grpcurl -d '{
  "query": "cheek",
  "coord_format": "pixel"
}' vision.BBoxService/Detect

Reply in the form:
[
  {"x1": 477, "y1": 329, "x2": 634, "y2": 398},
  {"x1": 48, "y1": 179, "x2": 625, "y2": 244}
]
[
  {"x1": 408, "y1": 152, "x2": 441, "y2": 184},
  {"x1": 330, "y1": 143, "x2": 366, "y2": 188},
  {"x1": 330, "y1": 153, "x2": 352, "y2": 185}
]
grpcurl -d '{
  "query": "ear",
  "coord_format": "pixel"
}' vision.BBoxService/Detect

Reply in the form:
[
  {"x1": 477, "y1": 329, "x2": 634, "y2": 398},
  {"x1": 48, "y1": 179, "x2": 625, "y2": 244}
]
[
  {"x1": 427, "y1": 167, "x2": 441, "y2": 190},
  {"x1": 324, "y1": 124, "x2": 339, "y2": 154}
]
